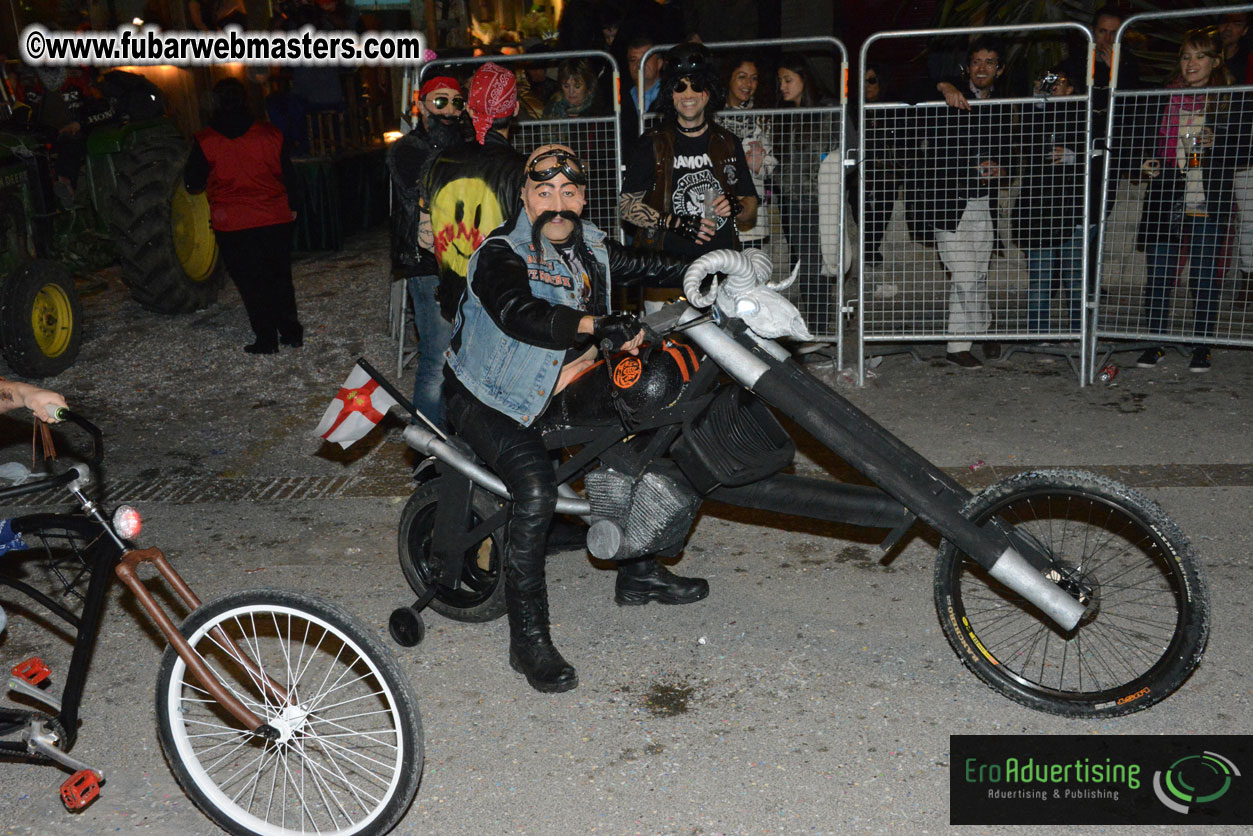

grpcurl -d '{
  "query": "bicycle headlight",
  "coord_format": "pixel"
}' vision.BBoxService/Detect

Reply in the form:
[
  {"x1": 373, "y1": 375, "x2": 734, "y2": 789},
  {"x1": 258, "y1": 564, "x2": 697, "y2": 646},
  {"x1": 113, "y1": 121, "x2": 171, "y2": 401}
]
[{"x1": 112, "y1": 505, "x2": 143, "y2": 540}]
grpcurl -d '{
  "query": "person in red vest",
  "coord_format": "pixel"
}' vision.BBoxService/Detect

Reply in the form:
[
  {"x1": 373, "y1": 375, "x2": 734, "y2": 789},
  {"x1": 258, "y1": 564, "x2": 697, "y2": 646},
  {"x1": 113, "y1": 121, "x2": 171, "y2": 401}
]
[{"x1": 185, "y1": 78, "x2": 302, "y2": 354}]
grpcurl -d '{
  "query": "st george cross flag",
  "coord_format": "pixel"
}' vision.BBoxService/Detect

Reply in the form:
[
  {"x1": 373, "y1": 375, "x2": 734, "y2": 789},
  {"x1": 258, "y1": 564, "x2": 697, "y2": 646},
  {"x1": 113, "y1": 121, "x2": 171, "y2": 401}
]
[{"x1": 315, "y1": 364, "x2": 399, "y2": 449}]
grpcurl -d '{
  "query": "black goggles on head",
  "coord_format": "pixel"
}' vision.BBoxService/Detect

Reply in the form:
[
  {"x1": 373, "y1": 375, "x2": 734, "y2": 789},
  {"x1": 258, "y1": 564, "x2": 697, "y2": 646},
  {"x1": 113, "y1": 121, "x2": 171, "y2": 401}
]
[
  {"x1": 527, "y1": 150, "x2": 588, "y2": 185},
  {"x1": 427, "y1": 94, "x2": 465, "y2": 111},
  {"x1": 671, "y1": 77, "x2": 707, "y2": 95}
]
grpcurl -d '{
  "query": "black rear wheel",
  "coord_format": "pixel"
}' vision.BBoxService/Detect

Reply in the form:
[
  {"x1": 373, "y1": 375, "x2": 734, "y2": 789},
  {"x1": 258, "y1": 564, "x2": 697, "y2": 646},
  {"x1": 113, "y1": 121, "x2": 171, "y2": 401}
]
[
  {"x1": 934, "y1": 470, "x2": 1209, "y2": 717},
  {"x1": 397, "y1": 480, "x2": 507, "y2": 623}
]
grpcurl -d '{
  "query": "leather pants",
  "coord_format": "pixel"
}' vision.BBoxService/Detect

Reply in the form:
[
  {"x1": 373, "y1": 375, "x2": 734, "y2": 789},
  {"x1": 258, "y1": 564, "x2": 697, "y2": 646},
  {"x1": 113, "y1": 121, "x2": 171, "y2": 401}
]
[{"x1": 444, "y1": 378, "x2": 556, "y2": 592}]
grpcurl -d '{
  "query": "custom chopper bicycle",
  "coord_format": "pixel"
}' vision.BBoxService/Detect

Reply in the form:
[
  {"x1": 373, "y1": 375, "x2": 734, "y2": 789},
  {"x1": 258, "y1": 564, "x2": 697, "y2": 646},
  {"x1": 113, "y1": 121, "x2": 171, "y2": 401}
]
[{"x1": 386, "y1": 248, "x2": 1208, "y2": 719}]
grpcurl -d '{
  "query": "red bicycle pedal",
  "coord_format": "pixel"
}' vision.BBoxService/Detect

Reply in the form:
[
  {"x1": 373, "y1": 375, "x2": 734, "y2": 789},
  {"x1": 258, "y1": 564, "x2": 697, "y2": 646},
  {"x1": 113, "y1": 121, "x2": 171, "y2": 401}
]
[
  {"x1": 60, "y1": 770, "x2": 101, "y2": 810},
  {"x1": 11, "y1": 657, "x2": 51, "y2": 687}
]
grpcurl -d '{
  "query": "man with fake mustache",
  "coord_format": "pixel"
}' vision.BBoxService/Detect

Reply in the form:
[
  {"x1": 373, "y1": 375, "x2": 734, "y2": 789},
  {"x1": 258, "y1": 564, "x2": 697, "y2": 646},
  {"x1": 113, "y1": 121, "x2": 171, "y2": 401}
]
[{"x1": 443, "y1": 144, "x2": 708, "y2": 695}]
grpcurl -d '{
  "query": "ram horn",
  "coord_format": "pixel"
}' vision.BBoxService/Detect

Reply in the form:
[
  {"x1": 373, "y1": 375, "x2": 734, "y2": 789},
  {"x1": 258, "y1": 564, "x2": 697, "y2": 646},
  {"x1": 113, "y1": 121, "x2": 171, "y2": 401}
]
[
  {"x1": 681, "y1": 249, "x2": 750, "y2": 308},
  {"x1": 766, "y1": 259, "x2": 802, "y2": 292}
]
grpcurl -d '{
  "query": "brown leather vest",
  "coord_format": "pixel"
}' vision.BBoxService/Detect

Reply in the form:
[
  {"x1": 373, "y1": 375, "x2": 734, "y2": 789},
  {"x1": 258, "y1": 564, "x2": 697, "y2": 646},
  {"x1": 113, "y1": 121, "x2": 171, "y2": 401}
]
[{"x1": 638, "y1": 122, "x2": 739, "y2": 250}]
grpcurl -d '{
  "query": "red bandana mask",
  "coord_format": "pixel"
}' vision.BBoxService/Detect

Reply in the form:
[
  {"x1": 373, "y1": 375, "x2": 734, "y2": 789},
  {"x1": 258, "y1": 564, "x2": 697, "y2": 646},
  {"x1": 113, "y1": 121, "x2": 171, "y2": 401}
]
[{"x1": 469, "y1": 62, "x2": 517, "y2": 144}]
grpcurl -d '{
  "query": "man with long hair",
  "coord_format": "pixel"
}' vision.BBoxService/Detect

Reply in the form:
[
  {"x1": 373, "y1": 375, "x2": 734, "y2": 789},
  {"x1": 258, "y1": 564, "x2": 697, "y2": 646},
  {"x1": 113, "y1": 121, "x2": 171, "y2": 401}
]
[{"x1": 619, "y1": 43, "x2": 758, "y2": 272}]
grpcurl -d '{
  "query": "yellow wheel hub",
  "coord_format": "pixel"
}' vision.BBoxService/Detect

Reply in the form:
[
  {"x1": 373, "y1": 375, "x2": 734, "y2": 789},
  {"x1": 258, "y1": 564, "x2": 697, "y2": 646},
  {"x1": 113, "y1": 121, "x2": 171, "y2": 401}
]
[
  {"x1": 171, "y1": 185, "x2": 218, "y2": 283},
  {"x1": 31, "y1": 282, "x2": 73, "y2": 358}
]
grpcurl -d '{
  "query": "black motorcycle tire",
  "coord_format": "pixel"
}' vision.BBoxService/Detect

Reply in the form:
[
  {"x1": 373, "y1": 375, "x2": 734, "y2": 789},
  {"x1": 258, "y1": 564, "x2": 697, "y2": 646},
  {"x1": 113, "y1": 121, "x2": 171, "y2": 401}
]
[
  {"x1": 398, "y1": 479, "x2": 507, "y2": 623},
  {"x1": 934, "y1": 469, "x2": 1209, "y2": 717}
]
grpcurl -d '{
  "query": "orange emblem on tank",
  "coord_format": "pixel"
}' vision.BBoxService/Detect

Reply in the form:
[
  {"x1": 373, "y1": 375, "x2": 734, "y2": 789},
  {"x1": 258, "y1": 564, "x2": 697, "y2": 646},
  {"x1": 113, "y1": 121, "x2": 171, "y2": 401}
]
[{"x1": 612, "y1": 356, "x2": 643, "y2": 388}]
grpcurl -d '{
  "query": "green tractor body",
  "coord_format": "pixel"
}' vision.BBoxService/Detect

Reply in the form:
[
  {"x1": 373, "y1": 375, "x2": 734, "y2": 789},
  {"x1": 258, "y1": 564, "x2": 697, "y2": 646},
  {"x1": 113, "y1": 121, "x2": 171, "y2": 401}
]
[{"x1": 0, "y1": 71, "x2": 225, "y2": 378}]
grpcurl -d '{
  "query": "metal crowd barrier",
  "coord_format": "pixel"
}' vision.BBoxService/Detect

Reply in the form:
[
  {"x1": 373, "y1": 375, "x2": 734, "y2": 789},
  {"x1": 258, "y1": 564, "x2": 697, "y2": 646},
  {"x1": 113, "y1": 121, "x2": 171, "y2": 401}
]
[
  {"x1": 1094, "y1": 4, "x2": 1253, "y2": 377},
  {"x1": 393, "y1": 13, "x2": 1253, "y2": 388},
  {"x1": 858, "y1": 22, "x2": 1095, "y2": 384}
]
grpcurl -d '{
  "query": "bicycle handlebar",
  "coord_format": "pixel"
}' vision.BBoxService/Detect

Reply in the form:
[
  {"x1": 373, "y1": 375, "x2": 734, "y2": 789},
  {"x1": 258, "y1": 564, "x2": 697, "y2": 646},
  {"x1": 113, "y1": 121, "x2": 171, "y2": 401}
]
[
  {"x1": 54, "y1": 409, "x2": 104, "y2": 469},
  {"x1": 0, "y1": 410, "x2": 103, "y2": 504}
]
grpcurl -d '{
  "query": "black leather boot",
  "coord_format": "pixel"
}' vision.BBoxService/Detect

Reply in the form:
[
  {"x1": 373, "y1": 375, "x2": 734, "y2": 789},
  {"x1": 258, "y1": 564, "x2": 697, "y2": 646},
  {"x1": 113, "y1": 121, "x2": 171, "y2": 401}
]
[
  {"x1": 505, "y1": 570, "x2": 578, "y2": 693},
  {"x1": 615, "y1": 558, "x2": 709, "y2": 606}
]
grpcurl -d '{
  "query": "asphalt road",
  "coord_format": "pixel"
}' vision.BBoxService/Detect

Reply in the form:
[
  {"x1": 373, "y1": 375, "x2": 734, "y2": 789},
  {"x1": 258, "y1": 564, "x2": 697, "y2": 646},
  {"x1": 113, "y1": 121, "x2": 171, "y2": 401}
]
[{"x1": 1, "y1": 231, "x2": 1250, "y2": 835}]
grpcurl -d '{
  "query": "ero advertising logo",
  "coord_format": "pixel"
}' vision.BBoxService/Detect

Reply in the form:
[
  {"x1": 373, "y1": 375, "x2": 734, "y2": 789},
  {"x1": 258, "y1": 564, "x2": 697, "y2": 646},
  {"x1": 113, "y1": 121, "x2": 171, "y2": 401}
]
[
  {"x1": 951, "y1": 735, "x2": 1251, "y2": 825},
  {"x1": 1153, "y1": 750, "x2": 1241, "y2": 814}
]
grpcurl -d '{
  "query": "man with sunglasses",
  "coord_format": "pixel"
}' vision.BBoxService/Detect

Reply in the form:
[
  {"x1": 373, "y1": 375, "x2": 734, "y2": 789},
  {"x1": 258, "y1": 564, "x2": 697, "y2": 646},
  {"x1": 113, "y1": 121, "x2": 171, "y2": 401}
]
[
  {"x1": 388, "y1": 75, "x2": 466, "y2": 429},
  {"x1": 444, "y1": 144, "x2": 706, "y2": 694},
  {"x1": 620, "y1": 43, "x2": 758, "y2": 279}
]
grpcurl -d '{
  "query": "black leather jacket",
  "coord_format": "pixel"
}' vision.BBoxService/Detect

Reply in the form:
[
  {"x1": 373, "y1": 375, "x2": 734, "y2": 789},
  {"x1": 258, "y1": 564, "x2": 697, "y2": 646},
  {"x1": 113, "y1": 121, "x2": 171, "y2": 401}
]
[
  {"x1": 425, "y1": 130, "x2": 527, "y2": 320},
  {"x1": 469, "y1": 230, "x2": 689, "y2": 349}
]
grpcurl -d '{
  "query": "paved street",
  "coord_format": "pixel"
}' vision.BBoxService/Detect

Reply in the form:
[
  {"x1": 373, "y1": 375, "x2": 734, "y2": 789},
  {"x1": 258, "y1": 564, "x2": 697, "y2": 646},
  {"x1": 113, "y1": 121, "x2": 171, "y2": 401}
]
[{"x1": 1, "y1": 230, "x2": 1250, "y2": 835}]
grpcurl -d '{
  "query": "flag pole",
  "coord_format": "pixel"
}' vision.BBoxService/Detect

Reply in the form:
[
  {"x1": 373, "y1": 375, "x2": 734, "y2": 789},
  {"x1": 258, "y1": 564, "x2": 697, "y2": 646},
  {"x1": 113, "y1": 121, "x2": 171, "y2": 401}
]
[{"x1": 356, "y1": 357, "x2": 448, "y2": 440}]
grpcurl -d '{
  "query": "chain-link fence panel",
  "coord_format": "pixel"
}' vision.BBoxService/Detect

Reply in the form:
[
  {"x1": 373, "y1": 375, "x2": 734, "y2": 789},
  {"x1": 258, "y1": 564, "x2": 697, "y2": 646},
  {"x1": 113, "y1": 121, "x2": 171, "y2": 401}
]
[
  {"x1": 1095, "y1": 7, "x2": 1253, "y2": 376},
  {"x1": 858, "y1": 23, "x2": 1093, "y2": 384}
]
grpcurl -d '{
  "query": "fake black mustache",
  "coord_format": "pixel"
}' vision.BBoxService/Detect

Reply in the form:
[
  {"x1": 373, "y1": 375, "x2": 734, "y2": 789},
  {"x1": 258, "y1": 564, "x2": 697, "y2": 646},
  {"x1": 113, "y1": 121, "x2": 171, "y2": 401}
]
[{"x1": 531, "y1": 210, "x2": 583, "y2": 252}]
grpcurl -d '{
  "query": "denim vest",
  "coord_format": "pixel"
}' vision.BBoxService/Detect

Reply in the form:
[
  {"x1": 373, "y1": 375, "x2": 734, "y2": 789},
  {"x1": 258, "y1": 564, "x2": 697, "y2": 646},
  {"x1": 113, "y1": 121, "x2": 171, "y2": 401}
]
[{"x1": 445, "y1": 212, "x2": 611, "y2": 426}]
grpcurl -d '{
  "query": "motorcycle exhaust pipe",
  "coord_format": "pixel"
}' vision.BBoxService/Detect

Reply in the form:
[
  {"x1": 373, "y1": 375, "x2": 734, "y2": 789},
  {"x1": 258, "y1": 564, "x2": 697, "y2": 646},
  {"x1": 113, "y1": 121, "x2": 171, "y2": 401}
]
[
  {"x1": 402, "y1": 425, "x2": 591, "y2": 516},
  {"x1": 988, "y1": 546, "x2": 1086, "y2": 631}
]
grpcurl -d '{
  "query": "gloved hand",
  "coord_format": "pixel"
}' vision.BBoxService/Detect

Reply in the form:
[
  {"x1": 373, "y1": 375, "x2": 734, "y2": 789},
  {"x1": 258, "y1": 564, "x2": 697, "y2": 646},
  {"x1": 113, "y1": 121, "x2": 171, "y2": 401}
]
[
  {"x1": 592, "y1": 312, "x2": 643, "y2": 350},
  {"x1": 664, "y1": 212, "x2": 705, "y2": 242}
]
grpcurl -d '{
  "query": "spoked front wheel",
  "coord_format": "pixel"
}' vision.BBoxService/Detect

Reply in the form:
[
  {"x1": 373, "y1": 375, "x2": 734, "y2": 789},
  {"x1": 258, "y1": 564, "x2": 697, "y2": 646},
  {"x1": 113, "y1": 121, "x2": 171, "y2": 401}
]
[
  {"x1": 156, "y1": 589, "x2": 422, "y2": 836},
  {"x1": 934, "y1": 470, "x2": 1209, "y2": 717}
]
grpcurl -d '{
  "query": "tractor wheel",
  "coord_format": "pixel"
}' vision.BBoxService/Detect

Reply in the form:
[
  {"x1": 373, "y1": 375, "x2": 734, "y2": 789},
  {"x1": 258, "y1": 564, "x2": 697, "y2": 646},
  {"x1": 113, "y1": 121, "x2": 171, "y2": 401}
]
[
  {"x1": 0, "y1": 259, "x2": 82, "y2": 378},
  {"x1": 110, "y1": 130, "x2": 224, "y2": 313}
]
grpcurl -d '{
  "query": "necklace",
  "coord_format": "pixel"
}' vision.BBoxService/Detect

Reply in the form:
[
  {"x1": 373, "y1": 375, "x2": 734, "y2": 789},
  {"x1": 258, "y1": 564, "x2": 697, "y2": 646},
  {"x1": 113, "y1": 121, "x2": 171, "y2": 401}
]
[{"x1": 676, "y1": 120, "x2": 706, "y2": 134}]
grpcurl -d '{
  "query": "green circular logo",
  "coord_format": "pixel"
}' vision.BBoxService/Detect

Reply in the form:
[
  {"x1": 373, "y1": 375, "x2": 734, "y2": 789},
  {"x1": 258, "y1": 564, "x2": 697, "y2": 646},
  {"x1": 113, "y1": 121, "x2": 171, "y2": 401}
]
[{"x1": 1153, "y1": 751, "x2": 1240, "y2": 814}]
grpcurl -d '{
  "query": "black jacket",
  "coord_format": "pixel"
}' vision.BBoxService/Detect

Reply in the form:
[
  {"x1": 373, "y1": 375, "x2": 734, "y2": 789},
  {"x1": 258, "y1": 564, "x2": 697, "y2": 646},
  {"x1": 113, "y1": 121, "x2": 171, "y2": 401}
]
[
  {"x1": 425, "y1": 130, "x2": 527, "y2": 321},
  {"x1": 1012, "y1": 97, "x2": 1089, "y2": 249},
  {"x1": 387, "y1": 119, "x2": 461, "y2": 274},
  {"x1": 1135, "y1": 90, "x2": 1252, "y2": 249},
  {"x1": 905, "y1": 82, "x2": 1015, "y2": 235},
  {"x1": 468, "y1": 231, "x2": 688, "y2": 349}
]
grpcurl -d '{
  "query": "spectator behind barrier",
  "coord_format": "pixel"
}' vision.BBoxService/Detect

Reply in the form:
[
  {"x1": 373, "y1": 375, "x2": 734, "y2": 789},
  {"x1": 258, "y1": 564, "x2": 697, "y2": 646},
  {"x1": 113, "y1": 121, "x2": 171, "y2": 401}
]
[
  {"x1": 774, "y1": 55, "x2": 838, "y2": 333},
  {"x1": 1218, "y1": 11, "x2": 1253, "y2": 307},
  {"x1": 911, "y1": 37, "x2": 1014, "y2": 369},
  {"x1": 544, "y1": 58, "x2": 603, "y2": 118},
  {"x1": 1134, "y1": 29, "x2": 1249, "y2": 374},
  {"x1": 621, "y1": 35, "x2": 664, "y2": 146},
  {"x1": 857, "y1": 62, "x2": 906, "y2": 275},
  {"x1": 1013, "y1": 67, "x2": 1089, "y2": 338},
  {"x1": 719, "y1": 53, "x2": 777, "y2": 249},
  {"x1": 518, "y1": 45, "x2": 559, "y2": 120}
]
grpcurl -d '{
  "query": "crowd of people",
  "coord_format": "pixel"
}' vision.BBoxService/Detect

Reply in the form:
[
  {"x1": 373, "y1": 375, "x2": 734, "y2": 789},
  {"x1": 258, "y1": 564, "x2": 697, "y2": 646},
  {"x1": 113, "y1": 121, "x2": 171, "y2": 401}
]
[{"x1": 852, "y1": 6, "x2": 1253, "y2": 373}]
